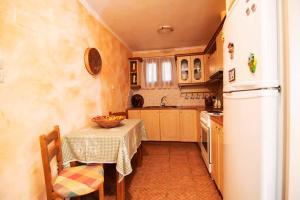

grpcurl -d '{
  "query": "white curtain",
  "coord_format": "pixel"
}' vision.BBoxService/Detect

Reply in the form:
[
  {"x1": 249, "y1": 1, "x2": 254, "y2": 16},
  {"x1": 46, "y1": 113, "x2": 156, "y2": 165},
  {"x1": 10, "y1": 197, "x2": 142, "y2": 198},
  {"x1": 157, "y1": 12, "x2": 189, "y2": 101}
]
[
  {"x1": 142, "y1": 58, "x2": 159, "y2": 89},
  {"x1": 142, "y1": 57, "x2": 177, "y2": 89}
]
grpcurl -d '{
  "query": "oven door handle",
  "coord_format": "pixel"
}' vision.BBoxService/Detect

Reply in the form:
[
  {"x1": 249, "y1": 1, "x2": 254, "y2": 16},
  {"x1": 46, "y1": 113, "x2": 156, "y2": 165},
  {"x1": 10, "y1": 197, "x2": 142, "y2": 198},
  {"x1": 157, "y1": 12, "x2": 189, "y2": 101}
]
[{"x1": 200, "y1": 121, "x2": 209, "y2": 132}]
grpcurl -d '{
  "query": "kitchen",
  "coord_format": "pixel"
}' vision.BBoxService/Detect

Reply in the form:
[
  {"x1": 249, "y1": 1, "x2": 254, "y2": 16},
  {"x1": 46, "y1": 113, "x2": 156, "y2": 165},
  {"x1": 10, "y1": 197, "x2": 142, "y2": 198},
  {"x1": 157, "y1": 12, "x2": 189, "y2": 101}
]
[{"x1": 0, "y1": 0, "x2": 299, "y2": 200}]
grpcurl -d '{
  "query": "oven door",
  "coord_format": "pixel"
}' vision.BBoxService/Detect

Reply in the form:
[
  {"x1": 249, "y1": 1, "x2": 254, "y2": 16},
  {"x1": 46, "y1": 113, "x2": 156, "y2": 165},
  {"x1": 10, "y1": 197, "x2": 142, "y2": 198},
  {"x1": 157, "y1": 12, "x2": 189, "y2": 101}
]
[{"x1": 200, "y1": 119, "x2": 211, "y2": 172}]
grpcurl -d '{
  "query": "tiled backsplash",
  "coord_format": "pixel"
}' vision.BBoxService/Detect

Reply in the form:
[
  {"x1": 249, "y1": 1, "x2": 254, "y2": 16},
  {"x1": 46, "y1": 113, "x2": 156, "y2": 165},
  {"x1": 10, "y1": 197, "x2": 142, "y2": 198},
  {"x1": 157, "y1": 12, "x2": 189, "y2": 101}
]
[{"x1": 132, "y1": 88, "x2": 213, "y2": 107}]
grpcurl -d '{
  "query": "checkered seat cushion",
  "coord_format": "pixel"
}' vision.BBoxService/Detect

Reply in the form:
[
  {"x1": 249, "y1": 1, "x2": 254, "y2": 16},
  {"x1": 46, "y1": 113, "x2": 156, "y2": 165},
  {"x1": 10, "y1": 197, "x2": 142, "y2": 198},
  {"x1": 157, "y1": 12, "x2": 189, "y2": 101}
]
[{"x1": 53, "y1": 164, "x2": 104, "y2": 198}]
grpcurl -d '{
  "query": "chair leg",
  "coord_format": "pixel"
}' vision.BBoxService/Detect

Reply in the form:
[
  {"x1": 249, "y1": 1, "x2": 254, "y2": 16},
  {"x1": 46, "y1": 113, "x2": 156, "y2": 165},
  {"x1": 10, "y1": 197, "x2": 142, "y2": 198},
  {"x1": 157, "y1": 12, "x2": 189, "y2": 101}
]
[{"x1": 99, "y1": 183, "x2": 104, "y2": 200}]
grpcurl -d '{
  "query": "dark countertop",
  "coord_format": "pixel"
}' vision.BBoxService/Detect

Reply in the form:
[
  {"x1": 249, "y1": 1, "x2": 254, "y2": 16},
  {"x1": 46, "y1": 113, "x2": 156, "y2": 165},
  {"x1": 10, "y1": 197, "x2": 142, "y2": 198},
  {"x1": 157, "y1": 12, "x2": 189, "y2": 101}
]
[
  {"x1": 127, "y1": 106, "x2": 206, "y2": 112},
  {"x1": 210, "y1": 115, "x2": 223, "y2": 126}
]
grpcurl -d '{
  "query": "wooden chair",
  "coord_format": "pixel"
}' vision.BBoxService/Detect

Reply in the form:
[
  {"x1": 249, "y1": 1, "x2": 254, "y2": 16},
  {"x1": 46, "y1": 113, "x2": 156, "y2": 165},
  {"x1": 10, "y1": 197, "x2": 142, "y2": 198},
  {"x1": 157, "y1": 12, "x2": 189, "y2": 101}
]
[
  {"x1": 39, "y1": 126, "x2": 104, "y2": 200},
  {"x1": 109, "y1": 111, "x2": 128, "y2": 119}
]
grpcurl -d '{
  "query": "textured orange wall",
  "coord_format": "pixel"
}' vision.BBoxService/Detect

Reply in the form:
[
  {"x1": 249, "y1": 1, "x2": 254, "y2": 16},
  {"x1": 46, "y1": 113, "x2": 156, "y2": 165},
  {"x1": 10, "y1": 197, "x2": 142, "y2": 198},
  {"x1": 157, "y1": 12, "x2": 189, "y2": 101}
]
[{"x1": 0, "y1": 0, "x2": 130, "y2": 199}]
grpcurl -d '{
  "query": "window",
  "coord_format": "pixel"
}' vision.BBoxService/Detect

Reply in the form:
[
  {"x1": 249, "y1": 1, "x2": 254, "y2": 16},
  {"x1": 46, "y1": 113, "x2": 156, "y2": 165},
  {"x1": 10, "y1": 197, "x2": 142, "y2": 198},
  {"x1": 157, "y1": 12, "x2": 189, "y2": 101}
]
[
  {"x1": 162, "y1": 61, "x2": 172, "y2": 82},
  {"x1": 142, "y1": 57, "x2": 176, "y2": 89},
  {"x1": 146, "y1": 62, "x2": 157, "y2": 83}
]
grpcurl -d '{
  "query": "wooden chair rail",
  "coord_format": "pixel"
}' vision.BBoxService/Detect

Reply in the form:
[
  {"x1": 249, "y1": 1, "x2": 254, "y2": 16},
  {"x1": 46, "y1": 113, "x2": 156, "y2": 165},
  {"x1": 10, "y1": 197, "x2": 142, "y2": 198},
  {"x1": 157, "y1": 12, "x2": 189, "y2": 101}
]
[{"x1": 45, "y1": 129, "x2": 59, "y2": 144}]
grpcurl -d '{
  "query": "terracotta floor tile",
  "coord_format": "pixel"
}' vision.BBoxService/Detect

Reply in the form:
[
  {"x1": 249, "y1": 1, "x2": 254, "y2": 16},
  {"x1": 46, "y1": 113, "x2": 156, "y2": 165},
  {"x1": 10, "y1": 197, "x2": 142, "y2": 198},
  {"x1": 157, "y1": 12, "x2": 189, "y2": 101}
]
[
  {"x1": 137, "y1": 188, "x2": 168, "y2": 200},
  {"x1": 169, "y1": 155, "x2": 188, "y2": 162},
  {"x1": 143, "y1": 155, "x2": 170, "y2": 163},
  {"x1": 142, "y1": 143, "x2": 170, "y2": 155},
  {"x1": 169, "y1": 148, "x2": 188, "y2": 156},
  {"x1": 79, "y1": 142, "x2": 221, "y2": 200},
  {"x1": 169, "y1": 166, "x2": 192, "y2": 176}
]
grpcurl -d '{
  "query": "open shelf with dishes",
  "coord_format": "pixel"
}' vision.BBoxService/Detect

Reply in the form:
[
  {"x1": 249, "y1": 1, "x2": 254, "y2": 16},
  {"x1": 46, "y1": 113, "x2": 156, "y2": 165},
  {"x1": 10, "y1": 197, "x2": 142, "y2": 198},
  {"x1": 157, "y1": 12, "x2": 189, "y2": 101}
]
[{"x1": 129, "y1": 57, "x2": 142, "y2": 90}]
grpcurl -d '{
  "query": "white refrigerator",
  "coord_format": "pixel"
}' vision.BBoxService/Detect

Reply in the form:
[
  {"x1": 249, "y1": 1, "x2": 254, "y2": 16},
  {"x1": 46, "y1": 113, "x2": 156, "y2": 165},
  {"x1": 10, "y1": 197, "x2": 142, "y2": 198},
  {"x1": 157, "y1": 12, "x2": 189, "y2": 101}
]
[{"x1": 223, "y1": 0, "x2": 281, "y2": 200}]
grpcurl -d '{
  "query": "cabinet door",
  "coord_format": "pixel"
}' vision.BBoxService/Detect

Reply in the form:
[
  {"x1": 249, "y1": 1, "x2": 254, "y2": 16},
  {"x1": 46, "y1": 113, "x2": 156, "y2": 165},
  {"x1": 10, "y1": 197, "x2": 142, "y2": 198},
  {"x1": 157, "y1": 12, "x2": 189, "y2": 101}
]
[
  {"x1": 218, "y1": 125, "x2": 224, "y2": 194},
  {"x1": 160, "y1": 110, "x2": 179, "y2": 141},
  {"x1": 140, "y1": 110, "x2": 160, "y2": 141},
  {"x1": 177, "y1": 56, "x2": 191, "y2": 83},
  {"x1": 179, "y1": 110, "x2": 198, "y2": 142},
  {"x1": 129, "y1": 60, "x2": 141, "y2": 89},
  {"x1": 215, "y1": 31, "x2": 224, "y2": 72},
  {"x1": 191, "y1": 55, "x2": 205, "y2": 83},
  {"x1": 128, "y1": 110, "x2": 141, "y2": 119},
  {"x1": 208, "y1": 51, "x2": 217, "y2": 77},
  {"x1": 211, "y1": 122, "x2": 218, "y2": 182},
  {"x1": 203, "y1": 54, "x2": 210, "y2": 82}
]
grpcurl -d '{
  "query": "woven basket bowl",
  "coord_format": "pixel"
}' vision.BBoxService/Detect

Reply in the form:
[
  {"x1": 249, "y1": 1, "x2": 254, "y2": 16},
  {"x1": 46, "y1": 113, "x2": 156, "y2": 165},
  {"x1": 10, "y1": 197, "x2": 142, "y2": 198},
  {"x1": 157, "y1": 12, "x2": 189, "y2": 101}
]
[{"x1": 92, "y1": 116, "x2": 124, "y2": 128}]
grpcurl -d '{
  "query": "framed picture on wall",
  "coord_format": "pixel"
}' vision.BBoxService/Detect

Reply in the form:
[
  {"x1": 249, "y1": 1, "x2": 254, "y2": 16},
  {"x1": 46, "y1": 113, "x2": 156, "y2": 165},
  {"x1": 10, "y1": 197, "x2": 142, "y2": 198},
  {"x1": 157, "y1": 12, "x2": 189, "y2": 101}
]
[{"x1": 229, "y1": 68, "x2": 236, "y2": 82}]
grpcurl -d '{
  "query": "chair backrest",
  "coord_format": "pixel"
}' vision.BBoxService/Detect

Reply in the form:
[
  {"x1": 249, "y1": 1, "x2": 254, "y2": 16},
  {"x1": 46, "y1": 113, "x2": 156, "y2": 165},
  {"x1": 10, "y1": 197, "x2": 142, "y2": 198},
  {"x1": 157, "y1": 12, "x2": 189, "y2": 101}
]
[
  {"x1": 39, "y1": 126, "x2": 63, "y2": 199},
  {"x1": 109, "y1": 111, "x2": 128, "y2": 119}
]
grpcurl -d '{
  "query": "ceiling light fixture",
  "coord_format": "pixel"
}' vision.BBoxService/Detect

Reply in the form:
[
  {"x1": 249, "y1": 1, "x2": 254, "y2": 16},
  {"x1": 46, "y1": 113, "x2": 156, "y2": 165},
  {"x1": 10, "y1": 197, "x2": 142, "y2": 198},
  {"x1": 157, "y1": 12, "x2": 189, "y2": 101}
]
[{"x1": 157, "y1": 25, "x2": 174, "y2": 34}]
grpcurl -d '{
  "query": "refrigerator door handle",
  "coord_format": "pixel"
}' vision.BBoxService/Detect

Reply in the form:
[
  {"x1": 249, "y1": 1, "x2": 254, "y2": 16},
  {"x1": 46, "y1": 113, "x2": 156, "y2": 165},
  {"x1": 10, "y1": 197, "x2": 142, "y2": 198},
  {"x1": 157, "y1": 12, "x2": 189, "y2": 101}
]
[
  {"x1": 223, "y1": 87, "x2": 280, "y2": 99},
  {"x1": 223, "y1": 86, "x2": 281, "y2": 94}
]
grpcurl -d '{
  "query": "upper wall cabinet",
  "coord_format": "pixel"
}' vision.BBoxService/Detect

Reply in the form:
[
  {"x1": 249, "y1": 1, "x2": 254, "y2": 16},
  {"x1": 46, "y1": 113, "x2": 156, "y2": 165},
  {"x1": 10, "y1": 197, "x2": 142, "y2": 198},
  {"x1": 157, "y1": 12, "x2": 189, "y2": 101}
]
[
  {"x1": 177, "y1": 55, "x2": 205, "y2": 84},
  {"x1": 177, "y1": 56, "x2": 191, "y2": 83},
  {"x1": 129, "y1": 57, "x2": 143, "y2": 90},
  {"x1": 207, "y1": 31, "x2": 224, "y2": 78}
]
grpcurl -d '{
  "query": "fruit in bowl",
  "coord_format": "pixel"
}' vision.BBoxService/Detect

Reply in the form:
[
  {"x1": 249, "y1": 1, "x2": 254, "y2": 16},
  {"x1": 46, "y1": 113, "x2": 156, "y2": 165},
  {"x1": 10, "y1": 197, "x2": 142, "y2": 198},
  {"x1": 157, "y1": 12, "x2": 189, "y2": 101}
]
[{"x1": 91, "y1": 115, "x2": 125, "y2": 128}]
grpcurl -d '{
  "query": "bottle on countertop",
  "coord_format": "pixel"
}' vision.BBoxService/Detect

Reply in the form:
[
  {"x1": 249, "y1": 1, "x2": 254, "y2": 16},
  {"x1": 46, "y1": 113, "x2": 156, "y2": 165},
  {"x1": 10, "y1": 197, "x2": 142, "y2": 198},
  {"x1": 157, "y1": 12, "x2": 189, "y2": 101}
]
[
  {"x1": 217, "y1": 99, "x2": 222, "y2": 108},
  {"x1": 213, "y1": 97, "x2": 218, "y2": 108}
]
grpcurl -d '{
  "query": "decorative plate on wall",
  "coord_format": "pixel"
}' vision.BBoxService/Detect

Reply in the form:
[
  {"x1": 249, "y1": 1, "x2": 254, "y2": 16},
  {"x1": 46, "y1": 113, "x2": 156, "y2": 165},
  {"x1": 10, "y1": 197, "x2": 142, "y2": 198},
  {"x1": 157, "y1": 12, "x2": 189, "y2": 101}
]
[{"x1": 84, "y1": 48, "x2": 102, "y2": 75}]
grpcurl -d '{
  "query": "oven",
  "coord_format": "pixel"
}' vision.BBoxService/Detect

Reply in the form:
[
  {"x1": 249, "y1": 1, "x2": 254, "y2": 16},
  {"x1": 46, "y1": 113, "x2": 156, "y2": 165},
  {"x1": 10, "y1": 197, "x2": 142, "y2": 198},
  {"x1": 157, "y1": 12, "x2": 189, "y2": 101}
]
[{"x1": 200, "y1": 111, "x2": 212, "y2": 173}]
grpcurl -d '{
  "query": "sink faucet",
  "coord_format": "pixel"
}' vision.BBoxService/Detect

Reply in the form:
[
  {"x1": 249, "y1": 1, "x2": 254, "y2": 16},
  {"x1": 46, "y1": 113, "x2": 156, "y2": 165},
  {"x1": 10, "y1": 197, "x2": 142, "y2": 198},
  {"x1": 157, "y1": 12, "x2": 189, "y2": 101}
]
[{"x1": 160, "y1": 96, "x2": 167, "y2": 107}]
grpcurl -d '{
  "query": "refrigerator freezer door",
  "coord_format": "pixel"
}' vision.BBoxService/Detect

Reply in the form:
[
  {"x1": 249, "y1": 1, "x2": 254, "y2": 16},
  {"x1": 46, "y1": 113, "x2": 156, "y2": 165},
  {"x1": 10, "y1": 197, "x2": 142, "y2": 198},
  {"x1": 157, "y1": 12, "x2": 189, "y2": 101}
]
[
  {"x1": 223, "y1": 89, "x2": 279, "y2": 200},
  {"x1": 223, "y1": 0, "x2": 279, "y2": 92}
]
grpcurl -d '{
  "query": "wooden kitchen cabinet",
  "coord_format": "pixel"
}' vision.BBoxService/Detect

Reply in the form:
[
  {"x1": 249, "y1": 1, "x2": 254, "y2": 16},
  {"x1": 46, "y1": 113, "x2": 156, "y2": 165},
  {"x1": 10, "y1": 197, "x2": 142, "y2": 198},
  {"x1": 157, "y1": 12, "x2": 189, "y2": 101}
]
[
  {"x1": 159, "y1": 110, "x2": 180, "y2": 141},
  {"x1": 211, "y1": 120, "x2": 224, "y2": 194},
  {"x1": 211, "y1": 122, "x2": 218, "y2": 181},
  {"x1": 140, "y1": 110, "x2": 160, "y2": 141},
  {"x1": 206, "y1": 30, "x2": 224, "y2": 78},
  {"x1": 179, "y1": 110, "x2": 198, "y2": 142},
  {"x1": 177, "y1": 56, "x2": 191, "y2": 83},
  {"x1": 219, "y1": 125, "x2": 224, "y2": 193},
  {"x1": 128, "y1": 110, "x2": 141, "y2": 119},
  {"x1": 129, "y1": 57, "x2": 142, "y2": 90},
  {"x1": 191, "y1": 55, "x2": 205, "y2": 83},
  {"x1": 177, "y1": 55, "x2": 205, "y2": 84},
  {"x1": 128, "y1": 108, "x2": 200, "y2": 142}
]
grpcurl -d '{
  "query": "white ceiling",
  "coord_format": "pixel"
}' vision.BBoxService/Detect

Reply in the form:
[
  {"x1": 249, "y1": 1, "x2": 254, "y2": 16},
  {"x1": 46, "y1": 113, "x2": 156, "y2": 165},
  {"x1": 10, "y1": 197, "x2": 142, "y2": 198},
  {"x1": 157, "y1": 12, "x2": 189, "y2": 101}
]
[{"x1": 83, "y1": 0, "x2": 226, "y2": 51}]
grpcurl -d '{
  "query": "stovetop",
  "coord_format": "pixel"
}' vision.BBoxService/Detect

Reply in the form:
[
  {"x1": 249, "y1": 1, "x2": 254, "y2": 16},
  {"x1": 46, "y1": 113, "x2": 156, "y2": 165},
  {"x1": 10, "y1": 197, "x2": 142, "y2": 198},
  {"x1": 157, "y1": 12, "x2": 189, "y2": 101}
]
[
  {"x1": 200, "y1": 110, "x2": 223, "y2": 125},
  {"x1": 205, "y1": 106, "x2": 223, "y2": 114}
]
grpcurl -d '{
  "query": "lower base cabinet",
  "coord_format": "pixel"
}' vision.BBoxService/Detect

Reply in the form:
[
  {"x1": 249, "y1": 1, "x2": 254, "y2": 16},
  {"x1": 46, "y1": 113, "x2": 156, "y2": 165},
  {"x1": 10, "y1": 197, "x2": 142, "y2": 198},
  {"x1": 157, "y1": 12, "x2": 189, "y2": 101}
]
[
  {"x1": 140, "y1": 110, "x2": 160, "y2": 141},
  {"x1": 211, "y1": 120, "x2": 224, "y2": 194},
  {"x1": 160, "y1": 110, "x2": 180, "y2": 141},
  {"x1": 127, "y1": 110, "x2": 141, "y2": 119},
  {"x1": 179, "y1": 110, "x2": 198, "y2": 142},
  {"x1": 128, "y1": 109, "x2": 199, "y2": 142}
]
